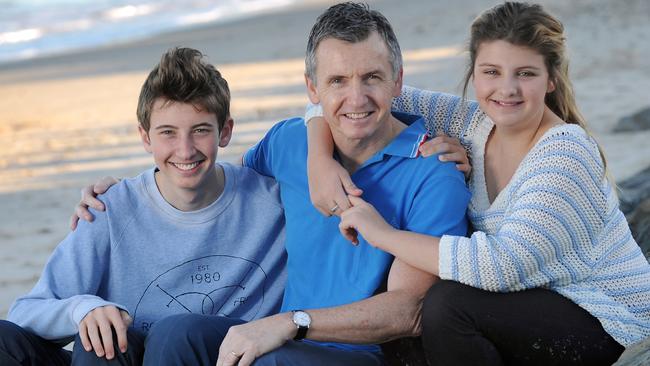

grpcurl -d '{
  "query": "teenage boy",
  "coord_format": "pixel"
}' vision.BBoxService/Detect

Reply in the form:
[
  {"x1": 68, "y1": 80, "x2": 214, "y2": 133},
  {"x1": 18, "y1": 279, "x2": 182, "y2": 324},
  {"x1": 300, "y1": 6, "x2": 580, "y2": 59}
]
[
  {"x1": 67, "y1": 4, "x2": 470, "y2": 365},
  {"x1": 0, "y1": 47, "x2": 286, "y2": 366}
]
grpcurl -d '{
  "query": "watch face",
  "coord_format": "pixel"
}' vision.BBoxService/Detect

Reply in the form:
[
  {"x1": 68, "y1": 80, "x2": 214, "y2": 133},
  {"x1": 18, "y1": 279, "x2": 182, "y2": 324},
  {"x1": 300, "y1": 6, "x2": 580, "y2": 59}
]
[{"x1": 293, "y1": 311, "x2": 311, "y2": 327}]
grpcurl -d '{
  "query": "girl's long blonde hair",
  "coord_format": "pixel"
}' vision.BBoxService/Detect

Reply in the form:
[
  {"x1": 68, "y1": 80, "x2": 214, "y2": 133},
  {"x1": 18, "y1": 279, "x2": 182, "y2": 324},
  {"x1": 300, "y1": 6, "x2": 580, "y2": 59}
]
[{"x1": 462, "y1": 2, "x2": 609, "y2": 172}]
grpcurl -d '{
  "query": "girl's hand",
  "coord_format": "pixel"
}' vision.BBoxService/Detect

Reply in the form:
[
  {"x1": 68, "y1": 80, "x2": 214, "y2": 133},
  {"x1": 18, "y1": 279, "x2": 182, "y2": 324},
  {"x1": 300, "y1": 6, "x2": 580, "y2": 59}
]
[
  {"x1": 339, "y1": 195, "x2": 395, "y2": 248},
  {"x1": 419, "y1": 133, "x2": 471, "y2": 177},
  {"x1": 307, "y1": 154, "x2": 362, "y2": 217}
]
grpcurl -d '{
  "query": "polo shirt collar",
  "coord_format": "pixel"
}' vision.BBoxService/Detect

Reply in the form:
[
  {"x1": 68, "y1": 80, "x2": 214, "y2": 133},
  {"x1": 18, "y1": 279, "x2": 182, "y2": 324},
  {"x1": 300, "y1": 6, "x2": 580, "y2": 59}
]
[
  {"x1": 355, "y1": 112, "x2": 428, "y2": 169},
  {"x1": 381, "y1": 112, "x2": 429, "y2": 158},
  {"x1": 334, "y1": 112, "x2": 429, "y2": 170}
]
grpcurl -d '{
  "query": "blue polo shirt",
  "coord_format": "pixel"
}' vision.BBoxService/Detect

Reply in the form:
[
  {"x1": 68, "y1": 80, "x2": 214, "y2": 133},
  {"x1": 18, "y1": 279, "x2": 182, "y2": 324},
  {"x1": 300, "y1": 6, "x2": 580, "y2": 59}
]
[{"x1": 244, "y1": 112, "x2": 470, "y2": 352}]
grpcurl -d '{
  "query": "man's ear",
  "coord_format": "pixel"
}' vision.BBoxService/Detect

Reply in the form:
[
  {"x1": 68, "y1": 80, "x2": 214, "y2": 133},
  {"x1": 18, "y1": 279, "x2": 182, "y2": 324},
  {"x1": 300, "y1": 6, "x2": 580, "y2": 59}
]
[
  {"x1": 393, "y1": 67, "x2": 404, "y2": 97},
  {"x1": 218, "y1": 117, "x2": 234, "y2": 148},
  {"x1": 305, "y1": 74, "x2": 320, "y2": 104},
  {"x1": 139, "y1": 125, "x2": 152, "y2": 153}
]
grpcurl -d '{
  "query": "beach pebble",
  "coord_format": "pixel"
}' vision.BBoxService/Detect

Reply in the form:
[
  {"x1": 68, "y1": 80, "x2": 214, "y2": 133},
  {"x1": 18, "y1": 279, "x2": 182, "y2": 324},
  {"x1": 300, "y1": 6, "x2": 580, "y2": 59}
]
[{"x1": 613, "y1": 107, "x2": 650, "y2": 132}]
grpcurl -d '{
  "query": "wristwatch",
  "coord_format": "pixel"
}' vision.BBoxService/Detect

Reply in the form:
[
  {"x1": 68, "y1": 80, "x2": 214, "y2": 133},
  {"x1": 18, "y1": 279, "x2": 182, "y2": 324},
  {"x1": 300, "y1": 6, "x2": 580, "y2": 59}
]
[{"x1": 291, "y1": 310, "x2": 311, "y2": 341}]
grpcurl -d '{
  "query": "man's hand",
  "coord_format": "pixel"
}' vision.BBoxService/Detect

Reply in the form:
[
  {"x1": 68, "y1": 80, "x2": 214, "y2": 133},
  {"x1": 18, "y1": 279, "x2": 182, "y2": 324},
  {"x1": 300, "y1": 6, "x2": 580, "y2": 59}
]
[
  {"x1": 78, "y1": 305, "x2": 132, "y2": 360},
  {"x1": 308, "y1": 154, "x2": 363, "y2": 217},
  {"x1": 69, "y1": 176, "x2": 120, "y2": 230},
  {"x1": 216, "y1": 313, "x2": 294, "y2": 366},
  {"x1": 339, "y1": 195, "x2": 396, "y2": 247},
  {"x1": 419, "y1": 133, "x2": 471, "y2": 176}
]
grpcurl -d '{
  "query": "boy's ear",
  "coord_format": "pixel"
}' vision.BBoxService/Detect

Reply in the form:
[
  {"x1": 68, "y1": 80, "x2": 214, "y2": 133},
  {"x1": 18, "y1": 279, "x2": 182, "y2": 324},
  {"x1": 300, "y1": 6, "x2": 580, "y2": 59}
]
[
  {"x1": 139, "y1": 125, "x2": 152, "y2": 153},
  {"x1": 218, "y1": 117, "x2": 234, "y2": 148},
  {"x1": 305, "y1": 74, "x2": 320, "y2": 104}
]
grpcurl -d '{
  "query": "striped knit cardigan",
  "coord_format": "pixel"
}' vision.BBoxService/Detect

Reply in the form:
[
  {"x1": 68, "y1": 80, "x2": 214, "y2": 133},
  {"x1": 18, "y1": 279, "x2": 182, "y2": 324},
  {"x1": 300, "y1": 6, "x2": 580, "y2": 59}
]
[{"x1": 393, "y1": 85, "x2": 650, "y2": 346}]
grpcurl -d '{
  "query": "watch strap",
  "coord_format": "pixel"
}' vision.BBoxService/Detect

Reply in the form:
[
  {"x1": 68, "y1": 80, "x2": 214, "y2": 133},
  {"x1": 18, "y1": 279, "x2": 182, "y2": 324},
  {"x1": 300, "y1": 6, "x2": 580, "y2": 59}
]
[{"x1": 294, "y1": 324, "x2": 308, "y2": 341}]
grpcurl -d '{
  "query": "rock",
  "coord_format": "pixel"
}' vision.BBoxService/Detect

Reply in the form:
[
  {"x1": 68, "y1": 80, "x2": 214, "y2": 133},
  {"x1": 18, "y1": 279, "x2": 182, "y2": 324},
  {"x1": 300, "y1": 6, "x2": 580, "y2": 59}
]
[
  {"x1": 613, "y1": 106, "x2": 650, "y2": 132},
  {"x1": 618, "y1": 166, "x2": 650, "y2": 215},
  {"x1": 618, "y1": 166, "x2": 650, "y2": 259},
  {"x1": 613, "y1": 166, "x2": 650, "y2": 365},
  {"x1": 626, "y1": 199, "x2": 650, "y2": 259},
  {"x1": 614, "y1": 337, "x2": 650, "y2": 366}
]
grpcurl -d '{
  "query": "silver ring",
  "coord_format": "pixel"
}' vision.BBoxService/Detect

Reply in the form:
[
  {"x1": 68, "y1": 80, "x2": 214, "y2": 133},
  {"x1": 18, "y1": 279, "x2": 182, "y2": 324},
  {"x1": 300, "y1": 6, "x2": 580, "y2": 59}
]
[
  {"x1": 330, "y1": 204, "x2": 339, "y2": 213},
  {"x1": 230, "y1": 351, "x2": 242, "y2": 358}
]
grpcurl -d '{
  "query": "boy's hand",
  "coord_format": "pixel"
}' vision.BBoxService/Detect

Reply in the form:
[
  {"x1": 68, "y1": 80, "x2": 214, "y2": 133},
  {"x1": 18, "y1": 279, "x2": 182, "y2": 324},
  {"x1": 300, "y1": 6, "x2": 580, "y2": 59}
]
[
  {"x1": 79, "y1": 305, "x2": 132, "y2": 360},
  {"x1": 339, "y1": 195, "x2": 395, "y2": 248},
  {"x1": 307, "y1": 155, "x2": 362, "y2": 217},
  {"x1": 418, "y1": 133, "x2": 471, "y2": 176},
  {"x1": 69, "y1": 176, "x2": 120, "y2": 230}
]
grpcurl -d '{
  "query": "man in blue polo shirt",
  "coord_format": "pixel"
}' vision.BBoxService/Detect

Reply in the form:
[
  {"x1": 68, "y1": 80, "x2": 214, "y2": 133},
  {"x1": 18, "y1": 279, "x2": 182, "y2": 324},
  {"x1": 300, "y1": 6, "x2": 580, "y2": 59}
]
[{"x1": 209, "y1": 3, "x2": 470, "y2": 365}]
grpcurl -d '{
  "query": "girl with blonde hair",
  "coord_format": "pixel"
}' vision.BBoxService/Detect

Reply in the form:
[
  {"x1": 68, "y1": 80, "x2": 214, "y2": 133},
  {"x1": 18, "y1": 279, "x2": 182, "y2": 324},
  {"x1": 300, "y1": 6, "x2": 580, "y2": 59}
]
[{"x1": 306, "y1": 2, "x2": 649, "y2": 364}]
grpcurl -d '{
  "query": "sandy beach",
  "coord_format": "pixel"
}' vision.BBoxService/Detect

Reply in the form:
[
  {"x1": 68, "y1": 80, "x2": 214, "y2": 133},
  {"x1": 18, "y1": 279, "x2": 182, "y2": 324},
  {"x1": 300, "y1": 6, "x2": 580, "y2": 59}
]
[{"x1": 1, "y1": 0, "x2": 649, "y2": 319}]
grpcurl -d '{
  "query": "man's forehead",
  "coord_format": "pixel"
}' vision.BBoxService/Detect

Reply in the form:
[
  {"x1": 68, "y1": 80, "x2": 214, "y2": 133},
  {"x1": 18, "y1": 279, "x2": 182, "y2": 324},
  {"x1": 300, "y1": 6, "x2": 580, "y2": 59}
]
[
  {"x1": 314, "y1": 33, "x2": 391, "y2": 70},
  {"x1": 315, "y1": 31, "x2": 386, "y2": 52}
]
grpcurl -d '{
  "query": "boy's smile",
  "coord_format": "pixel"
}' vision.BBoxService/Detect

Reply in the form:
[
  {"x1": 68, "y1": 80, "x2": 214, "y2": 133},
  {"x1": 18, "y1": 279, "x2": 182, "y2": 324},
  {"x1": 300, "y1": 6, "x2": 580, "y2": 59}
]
[
  {"x1": 170, "y1": 161, "x2": 202, "y2": 171},
  {"x1": 140, "y1": 98, "x2": 233, "y2": 211}
]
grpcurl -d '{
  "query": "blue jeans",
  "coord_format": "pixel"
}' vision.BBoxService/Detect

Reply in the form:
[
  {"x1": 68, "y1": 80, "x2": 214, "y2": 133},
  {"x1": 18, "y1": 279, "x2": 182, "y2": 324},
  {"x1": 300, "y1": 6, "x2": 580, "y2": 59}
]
[
  {"x1": 0, "y1": 319, "x2": 144, "y2": 365},
  {"x1": 0, "y1": 320, "x2": 71, "y2": 366},
  {"x1": 144, "y1": 313, "x2": 385, "y2": 366},
  {"x1": 1, "y1": 315, "x2": 385, "y2": 366}
]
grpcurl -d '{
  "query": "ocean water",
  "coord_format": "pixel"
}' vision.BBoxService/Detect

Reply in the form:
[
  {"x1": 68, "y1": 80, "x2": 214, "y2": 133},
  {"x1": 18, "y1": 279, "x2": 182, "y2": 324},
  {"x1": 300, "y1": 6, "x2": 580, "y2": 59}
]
[{"x1": 0, "y1": 0, "x2": 300, "y2": 64}]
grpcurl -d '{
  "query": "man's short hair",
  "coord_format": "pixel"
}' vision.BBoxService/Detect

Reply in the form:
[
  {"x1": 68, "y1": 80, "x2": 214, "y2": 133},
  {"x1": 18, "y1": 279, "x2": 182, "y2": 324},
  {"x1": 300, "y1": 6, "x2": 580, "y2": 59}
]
[
  {"x1": 305, "y1": 2, "x2": 402, "y2": 83},
  {"x1": 137, "y1": 47, "x2": 230, "y2": 132}
]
